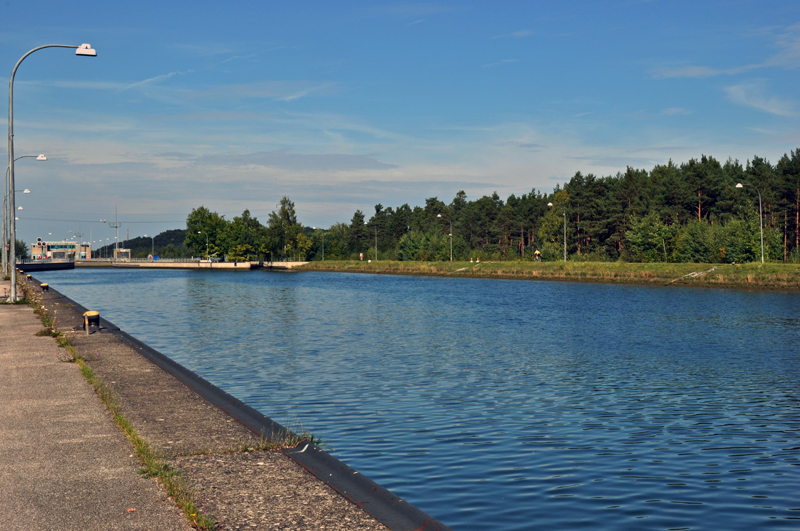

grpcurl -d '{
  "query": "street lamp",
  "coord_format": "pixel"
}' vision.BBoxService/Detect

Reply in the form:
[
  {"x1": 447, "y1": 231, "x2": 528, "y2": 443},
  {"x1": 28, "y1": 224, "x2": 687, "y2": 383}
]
[
  {"x1": 364, "y1": 221, "x2": 377, "y2": 261},
  {"x1": 313, "y1": 227, "x2": 325, "y2": 261},
  {"x1": 8, "y1": 43, "x2": 96, "y2": 301},
  {"x1": 548, "y1": 202, "x2": 567, "y2": 262},
  {"x1": 69, "y1": 230, "x2": 84, "y2": 260},
  {"x1": 735, "y1": 183, "x2": 765, "y2": 264},
  {"x1": 144, "y1": 234, "x2": 155, "y2": 258},
  {"x1": 3, "y1": 154, "x2": 44, "y2": 275},
  {"x1": 198, "y1": 231, "x2": 208, "y2": 259},
  {"x1": 437, "y1": 213, "x2": 453, "y2": 261}
]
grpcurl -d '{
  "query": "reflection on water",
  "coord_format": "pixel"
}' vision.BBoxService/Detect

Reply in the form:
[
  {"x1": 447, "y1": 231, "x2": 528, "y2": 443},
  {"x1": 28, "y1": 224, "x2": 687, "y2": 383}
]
[{"x1": 36, "y1": 268, "x2": 800, "y2": 531}]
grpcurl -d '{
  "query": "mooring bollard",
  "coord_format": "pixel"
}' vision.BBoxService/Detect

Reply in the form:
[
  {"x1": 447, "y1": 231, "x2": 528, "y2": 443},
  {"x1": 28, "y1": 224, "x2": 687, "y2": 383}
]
[
  {"x1": 26, "y1": 274, "x2": 31, "y2": 280},
  {"x1": 40, "y1": 283, "x2": 49, "y2": 292},
  {"x1": 83, "y1": 311, "x2": 100, "y2": 335}
]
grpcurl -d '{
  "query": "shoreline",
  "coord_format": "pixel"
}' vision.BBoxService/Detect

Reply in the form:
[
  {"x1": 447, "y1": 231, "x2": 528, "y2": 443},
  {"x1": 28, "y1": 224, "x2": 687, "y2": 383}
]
[
  {"x1": 15, "y1": 273, "x2": 451, "y2": 531},
  {"x1": 296, "y1": 260, "x2": 800, "y2": 292}
]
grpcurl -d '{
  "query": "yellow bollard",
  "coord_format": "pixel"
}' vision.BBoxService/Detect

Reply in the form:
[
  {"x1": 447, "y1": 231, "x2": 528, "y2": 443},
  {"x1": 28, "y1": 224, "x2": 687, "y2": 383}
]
[
  {"x1": 40, "y1": 283, "x2": 49, "y2": 292},
  {"x1": 83, "y1": 311, "x2": 100, "y2": 335}
]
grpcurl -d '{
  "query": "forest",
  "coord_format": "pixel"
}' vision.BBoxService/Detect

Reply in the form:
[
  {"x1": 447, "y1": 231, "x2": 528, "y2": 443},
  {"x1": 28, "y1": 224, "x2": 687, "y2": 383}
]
[{"x1": 179, "y1": 149, "x2": 800, "y2": 264}]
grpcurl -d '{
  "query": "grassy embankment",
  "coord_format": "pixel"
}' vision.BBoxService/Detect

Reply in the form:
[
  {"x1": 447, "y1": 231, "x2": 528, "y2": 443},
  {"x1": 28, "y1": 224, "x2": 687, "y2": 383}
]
[{"x1": 298, "y1": 260, "x2": 800, "y2": 291}]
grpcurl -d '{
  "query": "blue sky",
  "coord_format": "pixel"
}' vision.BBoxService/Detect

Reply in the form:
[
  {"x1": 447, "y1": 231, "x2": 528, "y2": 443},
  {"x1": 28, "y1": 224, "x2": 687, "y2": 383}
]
[{"x1": 4, "y1": 0, "x2": 800, "y2": 246}]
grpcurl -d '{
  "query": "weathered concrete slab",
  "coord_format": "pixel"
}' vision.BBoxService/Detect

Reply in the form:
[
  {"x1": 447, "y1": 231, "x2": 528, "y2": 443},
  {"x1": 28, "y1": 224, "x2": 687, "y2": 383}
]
[{"x1": 0, "y1": 281, "x2": 186, "y2": 531}]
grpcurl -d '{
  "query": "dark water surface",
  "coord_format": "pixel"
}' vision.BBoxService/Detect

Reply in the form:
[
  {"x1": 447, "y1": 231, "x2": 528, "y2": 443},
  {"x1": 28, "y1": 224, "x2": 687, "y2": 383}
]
[{"x1": 35, "y1": 268, "x2": 800, "y2": 530}]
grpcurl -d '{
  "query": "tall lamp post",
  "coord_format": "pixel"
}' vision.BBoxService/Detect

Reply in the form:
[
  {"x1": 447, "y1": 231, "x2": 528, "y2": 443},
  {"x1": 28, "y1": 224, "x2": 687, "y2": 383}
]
[
  {"x1": 198, "y1": 231, "x2": 208, "y2": 259},
  {"x1": 8, "y1": 43, "x2": 96, "y2": 301},
  {"x1": 735, "y1": 182, "x2": 764, "y2": 264},
  {"x1": 3, "y1": 186, "x2": 30, "y2": 273},
  {"x1": 364, "y1": 221, "x2": 377, "y2": 261},
  {"x1": 312, "y1": 227, "x2": 325, "y2": 261},
  {"x1": 3, "y1": 154, "x2": 44, "y2": 275},
  {"x1": 548, "y1": 202, "x2": 567, "y2": 262},
  {"x1": 144, "y1": 234, "x2": 155, "y2": 258},
  {"x1": 437, "y1": 213, "x2": 453, "y2": 261},
  {"x1": 69, "y1": 230, "x2": 84, "y2": 260}
]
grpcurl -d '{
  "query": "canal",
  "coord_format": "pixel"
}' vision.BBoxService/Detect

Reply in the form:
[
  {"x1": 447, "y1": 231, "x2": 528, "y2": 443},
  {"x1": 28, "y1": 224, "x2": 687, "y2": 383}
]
[{"x1": 34, "y1": 268, "x2": 800, "y2": 530}]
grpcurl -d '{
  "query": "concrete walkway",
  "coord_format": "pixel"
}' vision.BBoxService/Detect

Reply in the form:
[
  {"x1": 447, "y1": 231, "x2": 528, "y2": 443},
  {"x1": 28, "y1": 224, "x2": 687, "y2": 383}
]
[{"x1": 0, "y1": 280, "x2": 185, "y2": 530}]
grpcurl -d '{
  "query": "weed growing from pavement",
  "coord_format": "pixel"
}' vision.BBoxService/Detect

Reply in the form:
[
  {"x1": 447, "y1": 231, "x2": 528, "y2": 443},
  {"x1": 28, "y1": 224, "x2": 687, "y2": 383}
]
[
  {"x1": 0, "y1": 298, "x2": 28, "y2": 305},
  {"x1": 18, "y1": 275, "x2": 217, "y2": 530},
  {"x1": 281, "y1": 418, "x2": 332, "y2": 451}
]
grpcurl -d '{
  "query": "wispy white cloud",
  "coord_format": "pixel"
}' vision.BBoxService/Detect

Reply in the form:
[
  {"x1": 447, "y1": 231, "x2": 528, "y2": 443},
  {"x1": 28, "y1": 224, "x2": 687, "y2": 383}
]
[
  {"x1": 652, "y1": 23, "x2": 800, "y2": 79},
  {"x1": 766, "y1": 22, "x2": 800, "y2": 68},
  {"x1": 125, "y1": 71, "x2": 190, "y2": 90},
  {"x1": 22, "y1": 80, "x2": 129, "y2": 90},
  {"x1": 200, "y1": 81, "x2": 340, "y2": 102},
  {"x1": 195, "y1": 149, "x2": 398, "y2": 172},
  {"x1": 651, "y1": 64, "x2": 760, "y2": 79},
  {"x1": 220, "y1": 46, "x2": 287, "y2": 64},
  {"x1": 570, "y1": 154, "x2": 659, "y2": 168},
  {"x1": 724, "y1": 81, "x2": 795, "y2": 117}
]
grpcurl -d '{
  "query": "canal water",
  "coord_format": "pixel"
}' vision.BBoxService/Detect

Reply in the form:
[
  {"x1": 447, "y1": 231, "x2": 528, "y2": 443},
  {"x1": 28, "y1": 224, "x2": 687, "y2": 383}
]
[{"x1": 35, "y1": 268, "x2": 800, "y2": 530}]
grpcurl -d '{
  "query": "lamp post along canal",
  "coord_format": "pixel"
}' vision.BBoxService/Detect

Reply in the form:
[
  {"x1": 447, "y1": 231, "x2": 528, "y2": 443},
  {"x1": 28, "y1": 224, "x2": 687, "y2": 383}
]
[
  {"x1": 364, "y1": 221, "x2": 377, "y2": 261},
  {"x1": 437, "y1": 213, "x2": 453, "y2": 261},
  {"x1": 548, "y1": 202, "x2": 567, "y2": 262},
  {"x1": 8, "y1": 43, "x2": 96, "y2": 301},
  {"x1": 313, "y1": 228, "x2": 325, "y2": 261},
  {"x1": 198, "y1": 231, "x2": 208, "y2": 259},
  {"x1": 3, "y1": 154, "x2": 44, "y2": 275},
  {"x1": 736, "y1": 182, "x2": 765, "y2": 264}
]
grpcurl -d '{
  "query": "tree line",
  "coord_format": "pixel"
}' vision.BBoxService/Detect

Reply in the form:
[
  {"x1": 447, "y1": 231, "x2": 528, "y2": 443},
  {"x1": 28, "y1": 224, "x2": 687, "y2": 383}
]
[{"x1": 182, "y1": 149, "x2": 800, "y2": 263}]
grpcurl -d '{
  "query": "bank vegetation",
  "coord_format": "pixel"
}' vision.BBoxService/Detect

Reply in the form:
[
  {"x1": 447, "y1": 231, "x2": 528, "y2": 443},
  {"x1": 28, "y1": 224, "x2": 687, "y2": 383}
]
[{"x1": 299, "y1": 260, "x2": 800, "y2": 291}]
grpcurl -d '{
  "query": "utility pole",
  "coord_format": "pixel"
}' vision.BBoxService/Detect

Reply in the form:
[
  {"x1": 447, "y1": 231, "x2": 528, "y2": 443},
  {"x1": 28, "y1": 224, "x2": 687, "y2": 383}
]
[
  {"x1": 72, "y1": 231, "x2": 83, "y2": 260},
  {"x1": 104, "y1": 207, "x2": 121, "y2": 262}
]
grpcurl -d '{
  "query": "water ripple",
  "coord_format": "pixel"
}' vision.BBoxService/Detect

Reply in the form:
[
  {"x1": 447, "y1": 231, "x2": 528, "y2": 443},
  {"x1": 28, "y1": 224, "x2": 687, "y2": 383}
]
[{"x1": 36, "y1": 268, "x2": 800, "y2": 531}]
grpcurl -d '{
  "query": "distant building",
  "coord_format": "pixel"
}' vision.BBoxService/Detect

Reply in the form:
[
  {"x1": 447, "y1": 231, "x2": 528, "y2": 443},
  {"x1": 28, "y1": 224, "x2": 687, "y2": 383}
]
[
  {"x1": 115, "y1": 248, "x2": 131, "y2": 261},
  {"x1": 30, "y1": 240, "x2": 91, "y2": 260}
]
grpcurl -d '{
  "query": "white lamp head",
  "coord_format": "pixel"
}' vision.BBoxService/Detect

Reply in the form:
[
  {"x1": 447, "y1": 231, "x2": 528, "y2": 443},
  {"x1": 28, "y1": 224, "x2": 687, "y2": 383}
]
[
  {"x1": 735, "y1": 183, "x2": 743, "y2": 188},
  {"x1": 437, "y1": 214, "x2": 442, "y2": 218},
  {"x1": 36, "y1": 154, "x2": 46, "y2": 161},
  {"x1": 17, "y1": 206, "x2": 23, "y2": 210},
  {"x1": 22, "y1": 189, "x2": 30, "y2": 193},
  {"x1": 75, "y1": 44, "x2": 97, "y2": 57},
  {"x1": 548, "y1": 202, "x2": 554, "y2": 206}
]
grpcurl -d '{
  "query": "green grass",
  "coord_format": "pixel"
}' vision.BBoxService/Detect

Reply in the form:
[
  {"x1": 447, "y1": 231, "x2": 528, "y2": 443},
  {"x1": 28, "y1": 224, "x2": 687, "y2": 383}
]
[
  {"x1": 0, "y1": 298, "x2": 29, "y2": 305},
  {"x1": 298, "y1": 260, "x2": 800, "y2": 290}
]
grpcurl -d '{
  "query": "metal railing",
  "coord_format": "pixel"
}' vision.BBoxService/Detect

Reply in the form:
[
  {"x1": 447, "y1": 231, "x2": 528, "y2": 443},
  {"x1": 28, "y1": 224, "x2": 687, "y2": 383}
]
[
  {"x1": 17, "y1": 258, "x2": 73, "y2": 264},
  {"x1": 78, "y1": 257, "x2": 206, "y2": 263}
]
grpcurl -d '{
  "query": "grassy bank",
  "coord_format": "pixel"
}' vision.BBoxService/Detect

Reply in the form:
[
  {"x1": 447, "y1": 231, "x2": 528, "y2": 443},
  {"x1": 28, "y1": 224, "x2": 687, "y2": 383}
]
[{"x1": 298, "y1": 260, "x2": 800, "y2": 291}]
